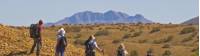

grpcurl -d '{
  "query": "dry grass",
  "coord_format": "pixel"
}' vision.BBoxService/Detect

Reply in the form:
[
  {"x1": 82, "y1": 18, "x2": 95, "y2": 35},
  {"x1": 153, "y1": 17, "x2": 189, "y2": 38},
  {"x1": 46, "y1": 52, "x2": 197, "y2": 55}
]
[{"x1": 0, "y1": 24, "x2": 198, "y2": 56}]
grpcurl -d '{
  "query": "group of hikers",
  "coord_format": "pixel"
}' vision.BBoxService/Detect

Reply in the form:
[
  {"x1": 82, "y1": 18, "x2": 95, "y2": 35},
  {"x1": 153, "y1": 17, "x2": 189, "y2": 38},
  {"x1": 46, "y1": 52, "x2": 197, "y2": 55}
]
[{"x1": 28, "y1": 20, "x2": 153, "y2": 56}]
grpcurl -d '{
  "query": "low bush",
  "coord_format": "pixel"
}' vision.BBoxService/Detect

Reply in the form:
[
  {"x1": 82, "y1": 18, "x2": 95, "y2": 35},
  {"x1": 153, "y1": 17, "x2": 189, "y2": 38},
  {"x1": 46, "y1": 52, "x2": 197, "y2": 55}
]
[
  {"x1": 150, "y1": 27, "x2": 160, "y2": 33},
  {"x1": 162, "y1": 44, "x2": 170, "y2": 48},
  {"x1": 122, "y1": 34, "x2": 131, "y2": 39},
  {"x1": 132, "y1": 31, "x2": 143, "y2": 37},
  {"x1": 153, "y1": 36, "x2": 173, "y2": 44},
  {"x1": 138, "y1": 39, "x2": 147, "y2": 43},
  {"x1": 130, "y1": 50, "x2": 138, "y2": 56},
  {"x1": 180, "y1": 27, "x2": 196, "y2": 34},
  {"x1": 94, "y1": 30, "x2": 110, "y2": 36},
  {"x1": 74, "y1": 39, "x2": 85, "y2": 45},
  {"x1": 182, "y1": 36, "x2": 193, "y2": 42},
  {"x1": 162, "y1": 50, "x2": 172, "y2": 56},
  {"x1": 112, "y1": 39, "x2": 122, "y2": 44}
]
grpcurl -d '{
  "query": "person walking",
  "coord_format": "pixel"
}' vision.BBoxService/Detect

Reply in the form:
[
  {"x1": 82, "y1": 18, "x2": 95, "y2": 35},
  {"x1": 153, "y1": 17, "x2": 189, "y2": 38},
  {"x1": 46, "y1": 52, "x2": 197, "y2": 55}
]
[
  {"x1": 55, "y1": 27, "x2": 67, "y2": 56},
  {"x1": 117, "y1": 43, "x2": 128, "y2": 56},
  {"x1": 29, "y1": 20, "x2": 43, "y2": 56},
  {"x1": 84, "y1": 35, "x2": 103, "y2": 56}
]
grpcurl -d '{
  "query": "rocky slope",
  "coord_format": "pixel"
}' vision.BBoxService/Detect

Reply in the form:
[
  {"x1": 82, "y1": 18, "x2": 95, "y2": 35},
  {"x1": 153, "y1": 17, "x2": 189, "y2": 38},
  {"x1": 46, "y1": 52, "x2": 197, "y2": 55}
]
[{"x1": 182, "y1": 16, "x2": 199, "y2": 25}]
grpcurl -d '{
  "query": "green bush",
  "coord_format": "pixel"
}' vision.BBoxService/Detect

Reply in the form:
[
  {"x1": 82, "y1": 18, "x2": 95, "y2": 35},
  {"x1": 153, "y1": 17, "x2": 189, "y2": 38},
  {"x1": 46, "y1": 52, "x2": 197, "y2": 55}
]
[
  {"x1": 180, "y1": 27, "x2": 196, "y2": 34},
  {"x1": 150, "y1": 27, "x2": 160, "y2": 33},
  {"x1": 162, "y1": 50, "x2": 172, "y2": 56},
  {"x1": 94, "y1": 30, "x2": 110, "y2": 36},
  {"x1": 130, "y1": 50, "x2": 138, "y2": 56}
]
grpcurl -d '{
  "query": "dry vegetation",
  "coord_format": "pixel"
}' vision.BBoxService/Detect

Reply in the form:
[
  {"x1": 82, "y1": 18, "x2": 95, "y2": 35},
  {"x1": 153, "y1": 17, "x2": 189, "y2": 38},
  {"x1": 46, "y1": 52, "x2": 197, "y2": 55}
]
[{"x1": 0, "y1": 24, "x2": 199, "y2": 56}]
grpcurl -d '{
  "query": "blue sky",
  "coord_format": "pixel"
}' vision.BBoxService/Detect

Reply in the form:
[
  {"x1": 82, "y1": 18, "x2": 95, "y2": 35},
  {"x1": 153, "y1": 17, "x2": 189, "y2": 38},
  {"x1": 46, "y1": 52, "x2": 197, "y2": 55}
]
[{"x1": 0, "y1": 0, "x2": 198, "y2": 26}]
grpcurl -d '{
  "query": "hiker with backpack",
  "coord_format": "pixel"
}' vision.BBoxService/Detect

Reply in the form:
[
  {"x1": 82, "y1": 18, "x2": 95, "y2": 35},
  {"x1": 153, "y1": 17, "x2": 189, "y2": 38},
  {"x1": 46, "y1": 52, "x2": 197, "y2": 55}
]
[
  {"x1": 84, "y1": 35, "x2": 103, "y2": 56},
  {"x1": 29, "y1": 20, "x2": 43, "y2": 56},
  {"x1": 55, "y1": 27, "x2": 67, "y2": 56},
  {"x1": 117, "y1": 43, "x2": 128, "y2": 56}
]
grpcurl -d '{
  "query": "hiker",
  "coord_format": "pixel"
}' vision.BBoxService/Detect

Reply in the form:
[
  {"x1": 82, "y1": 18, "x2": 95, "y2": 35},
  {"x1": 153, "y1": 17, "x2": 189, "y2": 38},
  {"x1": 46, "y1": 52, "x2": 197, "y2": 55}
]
[
  {"x1": 117, "y1": 43, "x2": 128, "y2": 56},
  {"x1": 29, "y1": 20, "x2": 43, "y2": 56},
  {"x1": 146, "y1": 48, "x2": 153, "y2": 56},
  {"x1": 55, "y1": 27, "x2": 67, "y2": 56},
  {"x1": 84, "y1": 35, "x2": 103, "y2": 56}
]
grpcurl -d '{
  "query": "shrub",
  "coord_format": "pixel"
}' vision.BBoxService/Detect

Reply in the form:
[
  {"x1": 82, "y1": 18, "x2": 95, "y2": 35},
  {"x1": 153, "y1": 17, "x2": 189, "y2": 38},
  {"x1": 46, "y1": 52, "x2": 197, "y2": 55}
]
[
  {"x1": 163, "y1": 36, "x2": 173, "y2": 43},
  {"x1": 180, "y1": 27, "x2": 196, "y2": 34},
  {"x1": 64, "y1": 26, "x2": 81, "y2": 32},
  {"x1": 182, "y1": 36, "x2": 193, "y2": 42},
  {"x1": 138, "y1": 39, "x2": 147, "y2": 43},
  {"x1": 162, "y1": 50, "x2": 172, "y2": 56},
  {"x1": 132, "y1": 31, "x2": 143, "y2": 37},
  {"x1": 130, "y1": 50, "x2": 138, "y2": 56},
  {"x1": 162, "y1": 44, "x2": 170, "y2": 48},
  {"x1": 192, "y1": 51, "x2": 199, "y2": 56},
  {"x1": 153, "y1": 40, "x2": 162, "y2": 44},
  {"x1": 122, "y1": 34, "x2": 131, "y2": 39},
  {"x1": 74, "y1": 34, "x2": 82, "y2": 39},
  {"x1": 112, "y1": 39, "x2": 122, "y2": 44},
  {"x1": 153, "y1": 36, "x2": 173, "y2": 44},
  {"x1": 150, "y1": 27, "x2": 160, "y2": 33},
  {"x1": 72, "y1": 26, "x2": 82, "y2": 32},
  {"x1": 94, "y1": 30, "x2": 110, "y2": 36},
  {"x1": 74, "y1": 39, "x2": 85, "y2": 45}
]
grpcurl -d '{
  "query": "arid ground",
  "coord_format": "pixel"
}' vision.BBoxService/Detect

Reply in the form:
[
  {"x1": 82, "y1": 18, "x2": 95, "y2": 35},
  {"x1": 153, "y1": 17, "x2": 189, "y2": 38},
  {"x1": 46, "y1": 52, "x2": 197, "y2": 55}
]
[{"x1": 0, "y1": 23, "x2": 198, "y2": 56}]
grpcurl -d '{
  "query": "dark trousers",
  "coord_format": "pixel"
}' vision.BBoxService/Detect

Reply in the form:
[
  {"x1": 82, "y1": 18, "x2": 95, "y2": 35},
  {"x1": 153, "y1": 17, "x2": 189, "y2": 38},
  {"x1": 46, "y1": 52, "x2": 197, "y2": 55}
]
[
  {"x1": 55, "y1": 46, "x2": 65, "y2": 56},
  {"x1": 85, "y1": 50, "x2": 95, "y2": 56},
  {"x1": 30, "y1": 38, "x2": 41, "y2": 56}
]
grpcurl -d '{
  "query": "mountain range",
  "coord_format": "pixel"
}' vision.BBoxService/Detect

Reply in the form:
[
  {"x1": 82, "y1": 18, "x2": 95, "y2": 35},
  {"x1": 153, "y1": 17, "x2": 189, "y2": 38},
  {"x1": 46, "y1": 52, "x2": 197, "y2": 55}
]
[
  {"x1": 46, "y1": 10, "x2": 153, "y2": 26},
  {"x1": 182, "y1": 16, "x2": 199, "y2": 25}
]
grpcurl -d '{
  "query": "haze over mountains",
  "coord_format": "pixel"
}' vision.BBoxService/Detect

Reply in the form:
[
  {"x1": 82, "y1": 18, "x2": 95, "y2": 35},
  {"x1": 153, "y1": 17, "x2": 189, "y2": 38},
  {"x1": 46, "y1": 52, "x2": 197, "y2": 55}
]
[{"x1": 46, "y1": 10, "x2": 153, "y2": 26}]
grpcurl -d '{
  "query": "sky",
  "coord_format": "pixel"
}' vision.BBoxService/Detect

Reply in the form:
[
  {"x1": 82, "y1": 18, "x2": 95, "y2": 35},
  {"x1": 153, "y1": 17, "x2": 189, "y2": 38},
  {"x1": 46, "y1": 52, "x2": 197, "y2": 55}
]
[{"x1": 0, "y1": 0, "x2": 198, "y2": 26}]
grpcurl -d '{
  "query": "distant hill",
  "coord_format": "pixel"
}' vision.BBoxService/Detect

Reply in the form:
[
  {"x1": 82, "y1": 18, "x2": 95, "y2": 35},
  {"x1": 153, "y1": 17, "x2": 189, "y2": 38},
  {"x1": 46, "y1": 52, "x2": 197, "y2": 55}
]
[
  {"x1": 46, "y1": 10, "x2": 153, "y2": 26},
  {"x1": 182, "y1": 16, "x2": 199, "y2": 25}
]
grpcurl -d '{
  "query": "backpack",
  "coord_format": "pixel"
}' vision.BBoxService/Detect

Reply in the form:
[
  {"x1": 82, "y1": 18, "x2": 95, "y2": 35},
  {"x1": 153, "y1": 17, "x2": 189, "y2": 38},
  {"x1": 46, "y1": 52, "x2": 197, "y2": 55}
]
[
  {"x1": 58, "y1": 37, "x2": 67, "y2": 47},
  {"x1": 85, "y1": 40, "x2": 96, "y2": 51},
  {"x1": 29, "y1": 24, "x2": 39, "y2": 38},
  {"x1": 117, "y1": 49, "x2": 125, "y2": 56}
]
